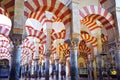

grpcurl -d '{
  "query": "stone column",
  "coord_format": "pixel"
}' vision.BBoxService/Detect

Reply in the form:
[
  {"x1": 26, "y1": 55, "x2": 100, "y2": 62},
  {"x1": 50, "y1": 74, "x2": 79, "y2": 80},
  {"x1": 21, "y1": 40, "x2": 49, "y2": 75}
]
[
  {"x1": 93, "y1": 47, "x2": 97, "y2": 80},
  {"x1": 66, "y1": 58, "x2": 70, "y2": 77},
  {"x1": 9, "y1": 0, "x2": 24, "y2": 79},
  {"x1": 45, "y1": 54, "x2": 50, "y2": 80},
  {"x1": 88, "y1": 55, "x2": 94, "y2": 80},
  {"x1": 70, "y1": 38, "x2": 79, "y2": 80},
  {"x1": 97, "y1": 28, "x2": 103, "y2": 80},
  {"x1": 115, "y1": 0, "x2": 120, "y2": 40},
  {"x1": 115, "y1": 42, "x2": 120, "y2": 80},
  {"x1": 55, "y1": 40, "x2": 60, "y2": 80},
  {"x1": 9, "y1": 37, "x2": 22, "y2": 80},
  {"x1": 55, "y1": 59, "x2": 59, "y2": 80},
  {"x1": 44, "y1": 23, "x2": 52, "y2": 80}
]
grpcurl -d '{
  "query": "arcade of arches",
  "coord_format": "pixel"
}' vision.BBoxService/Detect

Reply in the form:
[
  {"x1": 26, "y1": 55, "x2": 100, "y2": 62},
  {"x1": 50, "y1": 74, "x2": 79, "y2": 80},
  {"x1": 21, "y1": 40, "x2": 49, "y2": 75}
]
[{"x1": 0, "y1": 0, "x2": 120, "y2": 80}]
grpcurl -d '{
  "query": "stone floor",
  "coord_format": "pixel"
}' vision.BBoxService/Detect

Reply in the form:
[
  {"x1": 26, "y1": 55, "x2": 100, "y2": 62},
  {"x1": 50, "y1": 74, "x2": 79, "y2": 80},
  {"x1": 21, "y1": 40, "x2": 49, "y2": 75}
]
[{"x1": 0, "y1": 77, "x2": 117, "y2": 80}]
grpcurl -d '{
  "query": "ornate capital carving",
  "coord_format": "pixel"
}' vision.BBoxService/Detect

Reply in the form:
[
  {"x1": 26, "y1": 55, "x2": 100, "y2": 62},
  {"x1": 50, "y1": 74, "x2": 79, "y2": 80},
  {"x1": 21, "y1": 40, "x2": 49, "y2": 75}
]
[
  {"x1": 116, "y1": 42, "x2": 120, "y2": 50},
  {"x1": 10, "y1": 34, "x2": 22, "y2": 48},
  {"x1": 70, "y1": 38, "x2": 79, "y2": 49},
  {"x1": 44, "y1": 50, "x2": 51, "y2": 58},
  {"x1": 108, "y1": 41, "x2": 116, "y2": 52}
]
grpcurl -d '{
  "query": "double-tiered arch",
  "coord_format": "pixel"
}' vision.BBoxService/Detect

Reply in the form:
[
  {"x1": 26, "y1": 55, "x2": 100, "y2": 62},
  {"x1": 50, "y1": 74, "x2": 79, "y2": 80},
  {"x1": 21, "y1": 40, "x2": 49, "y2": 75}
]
[
  {"x1": 79, "y1": 5, "x2": 115, "y2": 42},
  {"x1": 24, "y1": 0, "x2": 71, "y2": 26},
  {"x1": 0, "y1": 7, "x2": 12, "y2": 61}
]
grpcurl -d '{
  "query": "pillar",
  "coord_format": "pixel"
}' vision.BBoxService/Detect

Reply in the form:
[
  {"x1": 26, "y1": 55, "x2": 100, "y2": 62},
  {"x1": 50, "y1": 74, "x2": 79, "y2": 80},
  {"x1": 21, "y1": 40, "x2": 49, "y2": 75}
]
[
  {"x1": 66, "y1": 58, "x2": 70, "y2": 77},
  {"x1": 9, "y1": 0, "x2": 24, "y2": 79},
  {"x1": 93, "y1": 47, "x2": 97, "y2": 80},
  {"x1": 55, "y1": 59, "x2": 59, "y2": 80},
  {"x1": 45, "y1": 54, "x2": 50, "y2": 80},
  {"x1": 70, "y1": 38, "x2": 79, "y2": 80},
  {"x1": 115, "y1": 42, "x2": 120, "y2": 80},
  {"x1": 97, "y1": 28, "x2": 103, "y2": 80},
  {"x1": 44, "y1": 22, "x2": 52, "y2": 80},
  {"x1": 70, "y1": 1, "x2": 80, "y2": 79},
  {"x1": 9, "y1": 37, "x2": 21, "y2": 80},
  {"x1": 88, "y1": 55, "x2": 94, "y2": 80},
  {"x1": 115, "y1": 0, "x2": 120, "y2": 40},
  {"x1": 55, "y1": 40, "x2": 60, "y2": 80},
  {"x1": 115, "y1": 1, "x2": 120, "y2": 79}
]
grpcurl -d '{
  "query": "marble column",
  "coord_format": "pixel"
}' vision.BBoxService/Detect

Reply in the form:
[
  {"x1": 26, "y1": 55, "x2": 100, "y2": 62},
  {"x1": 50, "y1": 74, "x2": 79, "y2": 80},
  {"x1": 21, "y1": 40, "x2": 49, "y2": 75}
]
[
  {"x1": 44, "y1": 22, "x2": 52, "y2": 80},
  {"x1": 9, "y1": 43, "x2": 21, "y2": 80},
  {"x1": 9, "y1": 0, "x2": 24, "y2": 79},
  {"x1": 115, "y1": 42, "x2": 120, "y2": 80},
  {"x1": 55, "y1": 59, "x2": 59, "y2": 80},
  {"x1": 97, "y1": 28, "x2": 103, "y2": 80},
  {"x1": 93, "y1": 47, "x2": 97, "y2": 80},
  {"x1": 88, "y1": 55, "x2": 94, "y2": 80},
  {"x1": 115, "y1": 0, "x2": 120, "y2": 40},
  {"x1": 66, "y1": 58, "x2": 70, "y2": 77},
  {"x1": 45, "y1": 54, "x2": 50, "y2": 80},
  {"x1": 70, "y1": 39, "x2": 79, "y2": 80},
  {"x1": 55, "y1": 41, "x2": 61, "y2": 80}
]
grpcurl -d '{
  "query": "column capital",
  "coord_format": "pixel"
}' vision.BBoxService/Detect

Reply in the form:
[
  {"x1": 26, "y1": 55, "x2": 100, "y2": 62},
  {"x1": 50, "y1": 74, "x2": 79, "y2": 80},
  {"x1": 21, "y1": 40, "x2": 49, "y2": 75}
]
[
  {"x1": 108, "y1": 41, "x2": 116, "y2": 52},
  {"x1": 115, "y1": 42, "x2": 120, "y2": 50},
  {"x1": 44, "y1": 52, "x2": 51, "y2": 58},
  {"x1": 108, "y1": 41, "x2": 120, "y2": 52},
  {"x1": 70, "y1": 38, "x2": 79, "y2": 50},
  {"x1": 10, "y1": 34, "x2": 22, "y2": 48}
]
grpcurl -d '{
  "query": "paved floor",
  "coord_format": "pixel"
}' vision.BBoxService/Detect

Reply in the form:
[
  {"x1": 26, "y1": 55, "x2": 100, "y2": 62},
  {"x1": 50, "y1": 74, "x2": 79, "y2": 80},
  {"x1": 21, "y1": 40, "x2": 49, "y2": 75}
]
[
  {"x1": 0, "y1": 77, "x2": 117, "y2": 80},
  {"x1": 0, "y1": 77, "x2": 88, "y2": 80}
]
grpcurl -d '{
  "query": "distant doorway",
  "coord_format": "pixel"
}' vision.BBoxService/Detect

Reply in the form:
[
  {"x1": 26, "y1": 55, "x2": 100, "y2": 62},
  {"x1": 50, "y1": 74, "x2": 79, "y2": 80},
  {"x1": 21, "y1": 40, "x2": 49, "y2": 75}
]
[{"x1": 0, "y1": 59, "x2": 10, "y2": 78}]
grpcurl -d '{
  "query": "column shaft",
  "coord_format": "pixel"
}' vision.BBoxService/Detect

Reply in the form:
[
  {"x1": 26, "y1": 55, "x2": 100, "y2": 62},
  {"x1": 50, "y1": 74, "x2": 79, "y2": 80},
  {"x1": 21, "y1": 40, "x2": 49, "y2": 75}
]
[
  {"x1": 45, "y1": 55, "x2": 50, "y2": 80},
  {"x1": 55, "y1": 59, "x2": 59, "y2": 80},
  {"x1": 115, "y1": 50, "x2": 120, "y2": 80},
  {"x1": 70, "y1": 47, "x2": 78, "y2": 80},
  {"x1": 9, "y1": 46, "x2": 21, "y2": 80}
]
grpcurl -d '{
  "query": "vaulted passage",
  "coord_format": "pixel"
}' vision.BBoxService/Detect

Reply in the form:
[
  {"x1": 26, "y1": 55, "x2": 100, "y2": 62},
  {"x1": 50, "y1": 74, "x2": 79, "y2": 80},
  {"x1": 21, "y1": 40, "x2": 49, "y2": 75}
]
[{"x1": 0, "y1": 0, "x2": 120, "y2": 80}]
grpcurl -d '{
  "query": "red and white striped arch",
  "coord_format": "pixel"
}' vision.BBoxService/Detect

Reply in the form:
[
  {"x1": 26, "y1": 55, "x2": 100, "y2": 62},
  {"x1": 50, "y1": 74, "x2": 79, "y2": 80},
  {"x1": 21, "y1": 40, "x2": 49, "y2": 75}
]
[
  {"x1": 79, "y1": 40, "x2": 91, "y2": 59},
  {"x1": 0, "y1": 0, "x2": 14, "y2": 19},
  {"x1": 51, "y1": 46, "x2": 56, "y2": 54},
  {"x1": 0, "y1": 24, "x2": 11, "y2": 36},
  {"x1": 59, "y1": 43, "x2": 70, "y2": 51},
  {"x1": 99, "y1": 0, "x2": 107, "y2": 4},
  {"x1": 0, "y1": 7, "x2": 9, "y2": 17},
  {"x1": 101, "y1": 34, "x2": 108, "y2": 42},
  {"x1": 22, "y1": 41, "x2": 35, "y2": 53},
  {"x1": 79, "y1": 52, "x2": 88, "y2": 60},
  {"x1": 0, "y1": 34, "x2": 11, "y2": 60},
  {"x1": 0, "y1": 47, "x2": 9, "y2": 53},
  {"x1": 28, "y1": 10, "x2": 49, "y2": 26},
  {"x1": 20, "y1": 54, "x2": 28, "y2": 65},
  {"x1": 21, "y1": 48, "x2": 32, "y2": 64},
  {"x1": 0, "y1": 7, "x2": 12, "y2": 36},
  {"x1": 0, "y1": 52, "x2": 10, "y2": 60},
  {"x1": 59, "y1": 43, "x2": 70, "y2": 57},
  {"x1": 79, "y1": 41, "x2": 91, "y2": 54},
  {"x1": 79, "y1": 5, "x2": 114, "y2": 26},
  {"x1": 20, "y1": 54, "x2": 26, "y2": 62},
  {"x1": 39, "y1": 45, "x2": 44, "y2": 54},
  {"x1": 81, "y1": 14, "x2": 114, "y2": 31},
  {"x1": 0, "y1": 40, "x2": 10, "y2": 49},
  {"x1": 51, "y1": 29, "x2": 66, "y2": 44},
  {"x1": 52, "y1": 16, "x2": 62, "y2": 22},
  {"x1": 24, "y1": 0, "x2": 71, "y2": 26},
  {"x1": 26, "y1": 26, "x2": 46, "y2": 44},
  {"x1": 22, "y1": 49, "x2": 29, "y2": 55},
  {"x1": 79, "y1": 5, "x2": 115, "y2": 41},
  {"x1": 22, "y1": 37, "x2": 29, "y2": 43},
  {"x1": 80, "y1": 31, "x2": 97, "y2": 47},
  {"x1": 29, "y1": 11, "x2": 62, "y2": 26}
]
